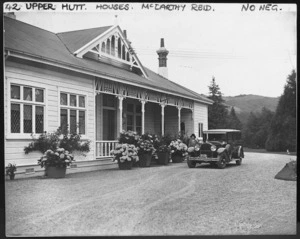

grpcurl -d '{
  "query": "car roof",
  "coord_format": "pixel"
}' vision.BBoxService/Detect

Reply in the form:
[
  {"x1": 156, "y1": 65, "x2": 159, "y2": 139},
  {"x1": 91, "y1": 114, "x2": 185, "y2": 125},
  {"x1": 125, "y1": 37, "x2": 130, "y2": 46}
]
[{"x1": 203, "y1": 129, "x2": 241, "y2": 134}]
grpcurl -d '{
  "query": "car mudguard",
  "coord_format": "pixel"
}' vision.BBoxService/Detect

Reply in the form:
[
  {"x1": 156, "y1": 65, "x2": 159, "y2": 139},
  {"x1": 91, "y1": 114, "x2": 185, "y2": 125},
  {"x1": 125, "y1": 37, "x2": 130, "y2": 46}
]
[
  {"x1": 238, "y1": 146, "x2": 244, "y2": 158},
  {"x1": 217, "y1": 147, "x2": 225, "y2": 154}
]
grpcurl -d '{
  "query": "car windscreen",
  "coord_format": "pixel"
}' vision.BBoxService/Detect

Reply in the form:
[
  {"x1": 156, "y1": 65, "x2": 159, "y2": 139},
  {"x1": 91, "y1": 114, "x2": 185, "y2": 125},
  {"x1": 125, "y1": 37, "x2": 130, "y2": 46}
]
[{"x1": 207, "y1": 134, "x2": 226, "y2": 141}]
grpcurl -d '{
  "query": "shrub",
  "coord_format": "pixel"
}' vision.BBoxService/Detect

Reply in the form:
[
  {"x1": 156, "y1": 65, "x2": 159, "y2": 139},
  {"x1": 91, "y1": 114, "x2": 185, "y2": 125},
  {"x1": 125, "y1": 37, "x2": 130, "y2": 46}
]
[
  {"x1": 24, "y1": 127, "x2": 90, "y2": 155},
  {"x1": 38, "y1": 148, "x2": 74, "y2": 168},
  {"x1": 110, "y1": 143, "x2": 139, "y2": 163},
  {"x1": 118, "y1": 130, "x2": 140, "y2": 145}
]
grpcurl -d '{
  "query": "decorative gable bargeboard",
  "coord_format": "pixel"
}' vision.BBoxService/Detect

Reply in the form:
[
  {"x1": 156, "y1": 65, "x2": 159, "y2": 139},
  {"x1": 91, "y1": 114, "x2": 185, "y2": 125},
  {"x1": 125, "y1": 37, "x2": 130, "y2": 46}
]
[{"x1": 74, "y1": 26, "x2": 148, "y2": 78}]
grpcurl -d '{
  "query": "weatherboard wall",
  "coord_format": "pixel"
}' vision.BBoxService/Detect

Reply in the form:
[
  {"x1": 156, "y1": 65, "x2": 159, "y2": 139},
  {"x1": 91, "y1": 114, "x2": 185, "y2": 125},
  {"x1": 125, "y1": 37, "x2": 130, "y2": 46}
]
[
  {"x1": 4, "y1": 59, "x2": 95, "y2": 166},
  {"x1": 193, "y1": 102, "x2": 208, "y2": 137}
]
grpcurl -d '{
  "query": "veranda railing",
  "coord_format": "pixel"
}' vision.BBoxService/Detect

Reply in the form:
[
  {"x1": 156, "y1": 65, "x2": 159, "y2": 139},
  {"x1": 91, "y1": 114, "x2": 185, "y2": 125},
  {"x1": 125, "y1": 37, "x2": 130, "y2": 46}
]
[{"x1": 95, "y1": 140, "x2": 118, "y2": 158}]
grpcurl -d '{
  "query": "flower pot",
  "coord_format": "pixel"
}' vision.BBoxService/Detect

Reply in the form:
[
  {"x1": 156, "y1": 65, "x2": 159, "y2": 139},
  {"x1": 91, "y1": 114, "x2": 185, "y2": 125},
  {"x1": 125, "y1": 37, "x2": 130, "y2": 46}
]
[
  {"x1": 118, "y1": 160, "x2": 133, "y2": 170},
  {"x1": 46, "y1": 166, "x2": 67, "y2": 178},
  {"x1": 172, "y1": 154, "x2": 184, "y2": 163},
  {"x1": 157, "y1": 152, "x2": 169, "y2": 165},
  {"x1": 139, "y1": 154, "x2": 152, "y2": 167},
  {"x1": 9, "y1": 174, "x2": 15, "y2": 180}
]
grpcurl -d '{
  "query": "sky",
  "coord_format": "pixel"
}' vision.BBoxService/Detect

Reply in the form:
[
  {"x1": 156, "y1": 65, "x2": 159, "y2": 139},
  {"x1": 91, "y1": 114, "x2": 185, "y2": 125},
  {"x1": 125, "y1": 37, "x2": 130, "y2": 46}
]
[{"x1": 13, "y1": 2, "x2": 296, "y2": 97}]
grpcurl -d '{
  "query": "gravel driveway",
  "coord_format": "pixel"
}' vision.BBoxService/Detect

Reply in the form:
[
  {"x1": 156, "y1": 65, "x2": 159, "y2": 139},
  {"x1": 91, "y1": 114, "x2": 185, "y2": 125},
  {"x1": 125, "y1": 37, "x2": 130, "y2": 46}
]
[{"x1": 5, "y1": 152, "x2": 297, "y2": 236}]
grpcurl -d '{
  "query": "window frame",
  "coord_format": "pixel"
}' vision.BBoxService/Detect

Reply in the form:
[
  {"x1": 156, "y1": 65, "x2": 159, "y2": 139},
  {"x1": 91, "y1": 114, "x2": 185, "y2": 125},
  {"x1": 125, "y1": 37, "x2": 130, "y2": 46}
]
[
  {"x1": 198, "y1": 123, "x2": 203, "y2": 138},
  {"x1": 59, "y1": 89, "x2": 87, "y2": 136},
  {"x1": 126, "y1": 101, "x2": 142, "y2": 134},
  {"x1": 6, "y1": 79, "x2": 47, "y2": 139}
]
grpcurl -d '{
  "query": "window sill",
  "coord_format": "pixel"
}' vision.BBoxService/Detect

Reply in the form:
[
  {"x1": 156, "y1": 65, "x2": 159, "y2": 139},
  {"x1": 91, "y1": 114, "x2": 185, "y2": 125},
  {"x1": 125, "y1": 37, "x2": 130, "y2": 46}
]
[
  {"x1": 6, "y1": 134, "x2": 35, "y2": 140},
  {"x1": 6, "y1": 134, "x2": 89, "y2": 140}
]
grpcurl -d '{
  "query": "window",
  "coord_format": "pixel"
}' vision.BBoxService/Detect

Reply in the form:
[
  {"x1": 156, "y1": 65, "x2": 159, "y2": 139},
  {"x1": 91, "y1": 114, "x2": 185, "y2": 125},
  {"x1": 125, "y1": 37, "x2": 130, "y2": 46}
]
[
  {"x1": 106, "y1": 39, "x2": 111, "y2": 55},
  {"x1": 101, "y1": 42, "x2": 106, "y2": 53},
  {"x1": 111, "y1": 36, "x2": 115, "y2": 56},
  {"x1": 122, "y1": 45, "x2": 126, "y2": 60},
  {"x1": 126, "y1": 102, "x2": 142, "y2": 134},
  {"x1": 118, "y1": 38, "x2": 121, "y2": 58},
  {"x1": 60, "y1": 92, "x2": 86, "y2": 134},
  {"x1": 198, "y1": 123, "x2": 203, "y2": 138},
  {"x1": 180, "y1": 122, "x2": 185, "y2": 135},
  {"x1": 10, "y1": 84, "x2": 45, "y2": 134},
  {"x1": 126, "y1": 52, "x2": 130, "y2": 62}
]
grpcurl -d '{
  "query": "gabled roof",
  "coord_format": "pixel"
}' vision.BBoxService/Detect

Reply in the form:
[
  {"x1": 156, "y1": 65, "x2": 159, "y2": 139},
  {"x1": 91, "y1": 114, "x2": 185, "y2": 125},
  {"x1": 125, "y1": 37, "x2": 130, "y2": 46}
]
[
  {"x1": 57, "y1": 26, "x2": 112, "y2": 53},
  {"x1": 4, "y1": 16, "x2": 213, "y2": 105}
]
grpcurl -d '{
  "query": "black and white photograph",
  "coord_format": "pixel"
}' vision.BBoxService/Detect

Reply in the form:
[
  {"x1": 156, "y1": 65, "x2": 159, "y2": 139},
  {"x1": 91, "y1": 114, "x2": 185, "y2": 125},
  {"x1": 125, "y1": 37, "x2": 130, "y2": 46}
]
[{"x1": 3, "y1": 2, "x2": 297, "y2": 236}]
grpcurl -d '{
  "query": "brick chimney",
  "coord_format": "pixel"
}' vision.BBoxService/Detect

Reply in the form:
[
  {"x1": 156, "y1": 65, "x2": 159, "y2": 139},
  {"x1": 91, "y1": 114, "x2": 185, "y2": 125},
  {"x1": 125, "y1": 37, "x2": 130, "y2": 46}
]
[{"x1": 156, "y1": 38, "x2": 169, "y2": 78}]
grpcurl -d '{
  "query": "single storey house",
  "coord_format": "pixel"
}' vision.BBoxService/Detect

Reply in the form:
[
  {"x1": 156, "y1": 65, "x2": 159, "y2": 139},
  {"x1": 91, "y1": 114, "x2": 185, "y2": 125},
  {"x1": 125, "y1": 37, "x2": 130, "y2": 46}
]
[{"x1": 4, "y1": 14, "x2": 213, "y2": 175}]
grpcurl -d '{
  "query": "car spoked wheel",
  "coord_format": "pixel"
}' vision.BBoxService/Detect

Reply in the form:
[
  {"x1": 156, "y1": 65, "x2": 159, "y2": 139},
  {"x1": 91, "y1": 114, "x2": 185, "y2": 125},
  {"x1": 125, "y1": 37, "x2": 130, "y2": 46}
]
[
  {"x1": 187, "y1": 159, "x2": 196, "y2": 168},
  {"x1": 217, "y1": 154, "x2": 226, "y2": 169},
  {"x1": 236, "y1": 157, "x2": 242, "y2": 165}
]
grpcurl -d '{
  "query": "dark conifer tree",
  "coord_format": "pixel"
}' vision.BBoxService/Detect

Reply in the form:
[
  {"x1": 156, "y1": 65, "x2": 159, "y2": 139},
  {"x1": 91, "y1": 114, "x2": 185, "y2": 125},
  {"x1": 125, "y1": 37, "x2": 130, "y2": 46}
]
[
  {"x1": 265, "y1": 70, "x2": 296, "y2": 151},
  {"x1": 207, "y1": 77, "x2": 228, "y2": 129},
  {"x1": 226, "y1": 107, "x2": 242, "y2": 130}
]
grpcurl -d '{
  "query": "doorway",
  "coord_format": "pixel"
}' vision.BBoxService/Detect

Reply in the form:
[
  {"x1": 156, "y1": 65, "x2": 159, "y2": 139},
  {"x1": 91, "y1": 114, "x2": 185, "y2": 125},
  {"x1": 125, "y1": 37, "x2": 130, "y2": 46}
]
[{"x1": 103, "y1": 109, "x2": 116, "y2": 140}]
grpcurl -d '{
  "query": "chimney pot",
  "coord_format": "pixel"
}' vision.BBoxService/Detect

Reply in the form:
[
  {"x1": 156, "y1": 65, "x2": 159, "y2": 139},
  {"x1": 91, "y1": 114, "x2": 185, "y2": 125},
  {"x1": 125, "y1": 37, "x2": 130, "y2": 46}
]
[
  {"x1": 161, "y1": 38, "x2": 164, "y2": 47},
  {"x1": 157, "y1": 38, "x2": 169, "y2": 78},
  {"x1": 123, "y1": 30, "x2": 127, "y2": 38}
]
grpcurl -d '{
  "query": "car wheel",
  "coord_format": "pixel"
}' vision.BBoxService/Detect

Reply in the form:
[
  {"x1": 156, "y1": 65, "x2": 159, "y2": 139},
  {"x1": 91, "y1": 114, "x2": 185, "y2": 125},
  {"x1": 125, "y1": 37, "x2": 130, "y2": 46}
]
[
  {"x1": 236, "y1": 157, "x2": 242, "y2": 165},
  {"x1": 187, "y1": 159, "x2": 196, "y2": 168},
  {"x1": 217, "y1": 154, "x2": 226, "y2": 169}
]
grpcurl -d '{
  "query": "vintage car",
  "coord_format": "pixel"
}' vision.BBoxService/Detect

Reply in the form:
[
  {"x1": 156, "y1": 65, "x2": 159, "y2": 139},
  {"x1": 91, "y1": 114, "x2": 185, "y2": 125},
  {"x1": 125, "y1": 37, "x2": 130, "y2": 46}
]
[{"x1": 187, "y1": 129, "x2": 244, "y2": 169}]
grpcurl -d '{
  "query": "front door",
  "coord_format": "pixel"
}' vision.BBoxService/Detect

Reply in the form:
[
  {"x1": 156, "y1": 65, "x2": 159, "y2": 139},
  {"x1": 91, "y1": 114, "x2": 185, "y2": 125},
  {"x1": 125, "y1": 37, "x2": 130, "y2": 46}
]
[{"x1": 103, "y1": 109, "x2": 116, "y2": 140}]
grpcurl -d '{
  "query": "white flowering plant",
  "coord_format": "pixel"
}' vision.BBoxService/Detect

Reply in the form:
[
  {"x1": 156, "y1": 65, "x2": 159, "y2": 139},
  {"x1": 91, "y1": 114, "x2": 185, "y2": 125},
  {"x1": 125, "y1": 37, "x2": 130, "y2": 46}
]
[
  {"x1": 118, "y1": 130, "x2": 140, "y2": 145},
  {"x1": 110, "y1": 143, "x2": 139, "y2": 163},
  {"x1": 137, "y1": 134, "x2": 156, "y2": 156},
  {"x1": 38, "y1": 148, "x2": 74, "y2": 168},
  {"x1": 169, "y1": 139, "x2": 188, "y2": 157}
]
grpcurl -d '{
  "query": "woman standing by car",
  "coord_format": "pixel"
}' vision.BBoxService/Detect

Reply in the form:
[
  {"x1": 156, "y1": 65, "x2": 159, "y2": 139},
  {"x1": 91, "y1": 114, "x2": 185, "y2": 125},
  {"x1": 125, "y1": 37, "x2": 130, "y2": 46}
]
[{"x1": 188, "y1": 134, "x2": 197, "y2": 147}]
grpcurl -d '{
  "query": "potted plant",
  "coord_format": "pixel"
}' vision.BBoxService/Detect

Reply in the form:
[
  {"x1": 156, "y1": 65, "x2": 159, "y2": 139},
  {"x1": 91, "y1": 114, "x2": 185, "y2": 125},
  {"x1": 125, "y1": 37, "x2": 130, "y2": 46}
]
[
  {"x1": 137, "y1": 134, "x2": 156, "y2": 167},
  {"x1": 38, "y1": 148, "x2": 74, "y2": 178},
  {"x1": 169, "y1": 139, "x2": 188, "y2": 163},
  {"x1": 6, "y1": 163, "x2": 17, "y2": 180},
  {"x1": 110, "y1": 143, "x2": 139, "y2": 170},
  {"x1": 24, "y1": 127, "x2": 90, "y2": 178},
  {"x1": 118, "y1": 130, "x2": 140, "y2": 145},
  {"x1": 154, "y1": 135, "x2": 172, "y2": 165},
  {"x1": 118, "y1": 130, "x2": 140, "y2": 166}
]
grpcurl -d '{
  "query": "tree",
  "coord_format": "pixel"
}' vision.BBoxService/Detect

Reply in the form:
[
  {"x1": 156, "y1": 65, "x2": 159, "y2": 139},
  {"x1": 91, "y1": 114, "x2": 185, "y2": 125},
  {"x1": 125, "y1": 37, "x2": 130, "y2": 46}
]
[
  {"x1": 243, "y1": 112, "x2": 259, "y2": 148},
  {"x1": 254, "y1": 107, "x2": 274, "y2": 148},
  {"x1": 207, "y1": 77, "x2": 228, "y2": 129},
  {"x1": 265, "y1": 70, "x2": 296, "y2": 151},
  {"x1": 226, "y1": 107, "x2": 242, "y2": 130},
  {"x1": 242, "y1": 107, "x2": 274, "y2": 148}
]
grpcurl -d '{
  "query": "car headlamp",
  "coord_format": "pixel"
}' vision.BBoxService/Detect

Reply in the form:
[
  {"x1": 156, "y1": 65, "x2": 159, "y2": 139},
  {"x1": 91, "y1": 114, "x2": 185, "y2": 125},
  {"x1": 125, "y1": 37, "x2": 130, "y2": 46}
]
[{"x1": 210, "y1": 145, "x2": 217, "y2": 151}]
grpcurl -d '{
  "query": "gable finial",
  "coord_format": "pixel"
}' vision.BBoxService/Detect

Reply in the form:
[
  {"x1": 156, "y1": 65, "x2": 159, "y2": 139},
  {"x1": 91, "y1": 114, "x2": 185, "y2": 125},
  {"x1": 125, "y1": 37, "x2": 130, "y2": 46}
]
[{"x1": 114, "y1": 15, "x2": 118, "y2": 26}]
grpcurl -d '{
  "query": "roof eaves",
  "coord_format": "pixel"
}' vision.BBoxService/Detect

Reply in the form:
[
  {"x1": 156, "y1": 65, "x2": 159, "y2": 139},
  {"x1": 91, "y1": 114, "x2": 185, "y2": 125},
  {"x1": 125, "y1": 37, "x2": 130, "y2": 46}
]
[
  {"x1": 6, "y1": 48, "x2": 211, "y2": 105},
  {"x1": 145, "y1": 67, "x2": 213, "y2": 105}
]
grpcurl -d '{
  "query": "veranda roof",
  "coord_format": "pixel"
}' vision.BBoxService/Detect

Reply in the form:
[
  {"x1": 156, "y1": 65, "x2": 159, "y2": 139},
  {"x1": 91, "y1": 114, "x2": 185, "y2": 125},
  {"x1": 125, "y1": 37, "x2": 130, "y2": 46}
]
[{"x1": 4, "y1": 16, "x2": 213, "y2": 105}]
